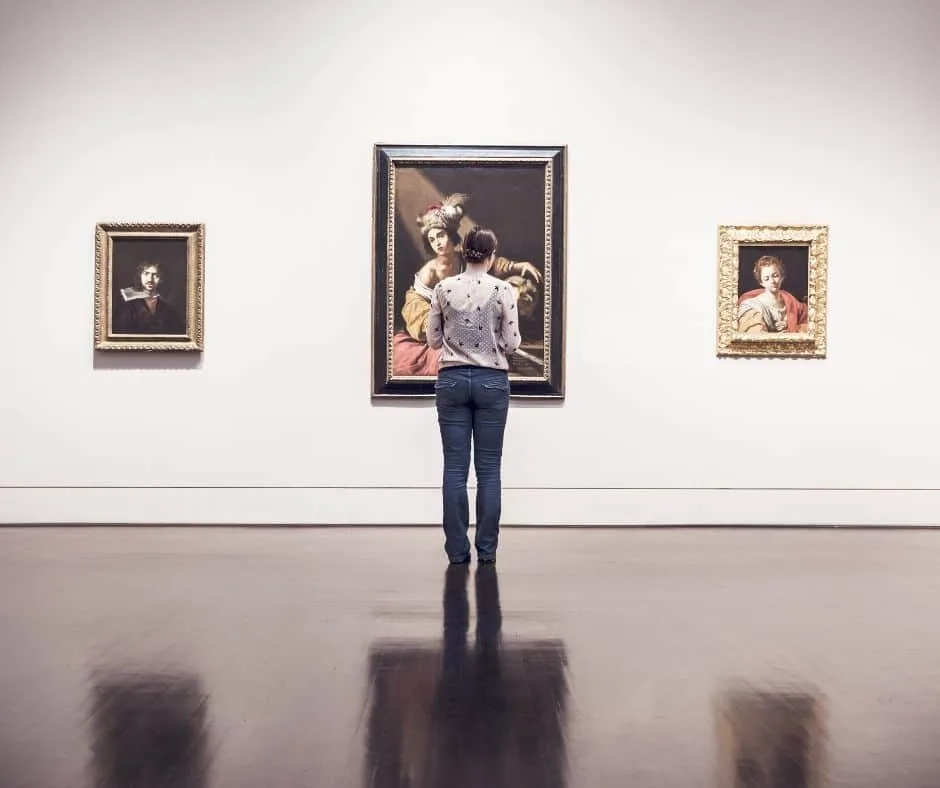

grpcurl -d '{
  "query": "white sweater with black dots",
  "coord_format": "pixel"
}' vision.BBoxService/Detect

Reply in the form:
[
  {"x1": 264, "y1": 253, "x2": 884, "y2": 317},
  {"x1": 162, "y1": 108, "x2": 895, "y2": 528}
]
[{"x1": 427, "y1": 272, "x2": 521, "y2": 371}]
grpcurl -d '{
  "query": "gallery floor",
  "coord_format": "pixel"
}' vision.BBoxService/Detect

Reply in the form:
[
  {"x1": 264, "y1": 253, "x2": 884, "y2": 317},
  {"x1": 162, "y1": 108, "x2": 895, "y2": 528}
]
[{"x1": 2, "y1": 525, "x2": 940, "y2": 787}]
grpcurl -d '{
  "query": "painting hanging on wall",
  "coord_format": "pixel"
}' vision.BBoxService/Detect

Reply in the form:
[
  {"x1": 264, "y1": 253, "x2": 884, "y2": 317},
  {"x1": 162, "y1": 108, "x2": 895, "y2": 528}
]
[
  {"x1": 371, "y1": 144, "x2": 567, "y2": 398},
  {"x1": 94, "y1": 222, "x2": 205, "y2": 351},
  {"x1": 716, "y1": 224, "x2": 829, "y2": 358}
]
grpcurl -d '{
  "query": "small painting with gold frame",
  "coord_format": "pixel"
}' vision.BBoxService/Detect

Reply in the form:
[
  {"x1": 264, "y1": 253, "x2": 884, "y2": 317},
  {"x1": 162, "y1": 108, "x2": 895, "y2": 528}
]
[
  {"x1": 94, "y1": 222, "x2": 205, "y2": 351},
  {"x1": 716, "y1": 224, "x2": 828, "y2": 358}
]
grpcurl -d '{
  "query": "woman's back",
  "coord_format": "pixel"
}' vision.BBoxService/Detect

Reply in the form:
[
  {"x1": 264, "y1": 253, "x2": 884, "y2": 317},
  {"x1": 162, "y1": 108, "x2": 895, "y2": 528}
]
[{"x1": 428, "y1": 271, "x2": 520, "y2": 371}]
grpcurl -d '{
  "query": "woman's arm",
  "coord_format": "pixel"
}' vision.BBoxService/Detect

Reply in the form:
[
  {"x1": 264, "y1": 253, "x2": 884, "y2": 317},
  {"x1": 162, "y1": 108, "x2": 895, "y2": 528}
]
[
  {"x1": 415, "y1": 260, "x2": 439, "y2": 288},
  {"x1": 498, "y1": 284, "x2": 522, "y2": 354},
  {"x1": 401, "y1": 289, "x2": 432, "y2": 341},
  {"x1": 737, "y1": 305, "x2": 768, "y2": 334},
  {"x1": 490, "y1": 256, "x2": 542, "y2": 283},
  {"x1": 427, "y1": 286, "x2": 444, "y2": 349}
]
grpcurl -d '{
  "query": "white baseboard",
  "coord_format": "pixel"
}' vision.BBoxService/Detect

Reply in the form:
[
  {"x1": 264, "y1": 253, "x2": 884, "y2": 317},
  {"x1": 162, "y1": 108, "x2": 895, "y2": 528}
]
[{"x1": 2, "y1": 487, "x2": 940, "y2": 526}]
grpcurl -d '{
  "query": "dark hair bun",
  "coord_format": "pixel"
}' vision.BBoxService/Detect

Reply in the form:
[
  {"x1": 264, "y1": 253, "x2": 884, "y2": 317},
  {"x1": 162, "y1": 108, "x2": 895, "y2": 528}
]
[{"x1": 463, "y1": 225, "x2": 498, "y2": 263}]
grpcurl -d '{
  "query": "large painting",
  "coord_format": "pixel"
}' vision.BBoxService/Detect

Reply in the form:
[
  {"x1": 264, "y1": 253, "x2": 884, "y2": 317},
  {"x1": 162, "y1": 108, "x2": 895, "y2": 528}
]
[
  {"x1": 95, "y1": 222, "x2": 205, "y2": 351},
  {"x1": 371, "y1": 145, "x2": 566, "y2": 398},
  {"x1": 716, "y1": 225, "x2": 829, "y2": 358}
]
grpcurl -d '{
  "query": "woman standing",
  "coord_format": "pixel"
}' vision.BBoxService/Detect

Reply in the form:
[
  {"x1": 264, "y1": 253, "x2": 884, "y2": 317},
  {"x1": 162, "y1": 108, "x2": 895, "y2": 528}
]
[{"x1": 427, "y1": 226, "x2": 521, "y2": 565}]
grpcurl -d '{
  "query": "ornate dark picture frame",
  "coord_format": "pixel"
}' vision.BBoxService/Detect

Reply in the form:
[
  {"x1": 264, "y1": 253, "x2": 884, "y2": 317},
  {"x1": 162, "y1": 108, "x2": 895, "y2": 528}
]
[{"x1": 371, "y1": 144, "x2": 567, "y2": 398}]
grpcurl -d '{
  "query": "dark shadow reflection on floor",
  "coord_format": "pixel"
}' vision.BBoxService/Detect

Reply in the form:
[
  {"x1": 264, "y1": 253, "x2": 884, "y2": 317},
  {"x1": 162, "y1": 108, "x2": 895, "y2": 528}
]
[
  {"x1": 715, "y1": 683, "x2": 826, "y2": 788},
  {"x1": 365, "y1": 564, "x2": 569, "y2": 788},
  {"x1": 88, "y1": 669, "x2": 211, "y2": 788}
]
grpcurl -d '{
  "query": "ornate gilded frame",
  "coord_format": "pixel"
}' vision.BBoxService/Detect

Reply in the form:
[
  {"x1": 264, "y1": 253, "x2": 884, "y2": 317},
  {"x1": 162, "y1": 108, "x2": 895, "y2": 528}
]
[
  {"x1": 717, "y1": 224, "x2": 828, "y2": 358},
  {"x1": 94, "y1": 222, "x2": 205, "y2": 351},
  {"x1": 371, "y1": 144, "x2": 567, "y2": 398}
]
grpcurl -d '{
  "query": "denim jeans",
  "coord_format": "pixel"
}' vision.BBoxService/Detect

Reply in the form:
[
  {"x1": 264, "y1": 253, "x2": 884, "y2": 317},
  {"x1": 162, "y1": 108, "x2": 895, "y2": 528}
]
[{"x1": 434, "y1": 365, "x2": 510, "y2": 563}]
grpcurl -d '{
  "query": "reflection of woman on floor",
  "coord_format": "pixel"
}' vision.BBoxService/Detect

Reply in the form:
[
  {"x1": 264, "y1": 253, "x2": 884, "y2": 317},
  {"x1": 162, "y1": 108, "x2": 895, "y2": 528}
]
[
  {"x1": 392, "y1": 194, "x2": 542, "y2": 377},
  {"x1": 737, "y1": 255, "x2": 808, "y2": 334},
  {"x1": 427, "y1": 563, "x2": 508, "y2": 787}
]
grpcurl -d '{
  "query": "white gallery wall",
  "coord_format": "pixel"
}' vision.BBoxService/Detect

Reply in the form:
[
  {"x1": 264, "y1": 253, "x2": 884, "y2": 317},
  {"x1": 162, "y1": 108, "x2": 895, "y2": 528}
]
[{"x1": 1, "y1": 0, "x2": 938, "y2": 525}]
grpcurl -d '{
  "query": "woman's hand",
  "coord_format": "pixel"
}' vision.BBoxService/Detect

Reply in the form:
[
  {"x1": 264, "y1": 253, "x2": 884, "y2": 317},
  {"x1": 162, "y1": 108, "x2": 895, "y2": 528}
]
[{"x1": 515, "y1": 261, "x2": 542, "y2": 283}]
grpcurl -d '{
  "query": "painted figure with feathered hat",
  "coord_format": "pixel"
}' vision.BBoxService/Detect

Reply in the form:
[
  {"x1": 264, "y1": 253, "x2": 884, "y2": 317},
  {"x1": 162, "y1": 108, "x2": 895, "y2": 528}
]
[{"x1": 392, "y1": 193, "x2": 543, "y2": 377}]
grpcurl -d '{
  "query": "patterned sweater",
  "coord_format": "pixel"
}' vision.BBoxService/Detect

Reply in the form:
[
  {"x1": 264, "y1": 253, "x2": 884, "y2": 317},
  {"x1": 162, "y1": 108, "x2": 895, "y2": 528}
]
[{"x1": 427, "y1": 271, "x2": 521, "y2": 371}]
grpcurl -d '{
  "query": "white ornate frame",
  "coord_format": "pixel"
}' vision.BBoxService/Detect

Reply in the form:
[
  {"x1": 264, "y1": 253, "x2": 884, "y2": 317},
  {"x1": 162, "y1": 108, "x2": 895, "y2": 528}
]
[
  {"x1": 94, "y1": 222, "x2": 205, "y2": 352},
  {"x1": 717, "y1": 224, "x2": 829, "y2": 358}
]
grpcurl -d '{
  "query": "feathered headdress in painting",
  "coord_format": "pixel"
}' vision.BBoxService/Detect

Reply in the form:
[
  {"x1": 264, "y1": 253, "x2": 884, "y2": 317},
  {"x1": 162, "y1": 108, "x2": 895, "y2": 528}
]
[{"x1": 417, "y1": 193, "x2": 468, "y2": 237}]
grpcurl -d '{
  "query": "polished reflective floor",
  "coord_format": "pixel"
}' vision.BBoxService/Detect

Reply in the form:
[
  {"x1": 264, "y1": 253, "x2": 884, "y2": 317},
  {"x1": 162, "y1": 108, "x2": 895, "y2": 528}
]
[{"x1": 3, "y1": 526, "x2": 940, "y2": 787}]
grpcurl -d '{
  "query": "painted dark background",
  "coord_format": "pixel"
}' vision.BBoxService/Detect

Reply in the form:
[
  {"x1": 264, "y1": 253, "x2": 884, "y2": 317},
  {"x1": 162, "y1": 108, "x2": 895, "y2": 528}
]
[
  {"x1": 393, "y1": 162, "x2": 547, "y2": 345},
  {"x1": 110, "y1": 237, "x2": 189, "y2": 332},
  {"x1": 737, "y1": 245, "x2": 810, "y2": 303}
]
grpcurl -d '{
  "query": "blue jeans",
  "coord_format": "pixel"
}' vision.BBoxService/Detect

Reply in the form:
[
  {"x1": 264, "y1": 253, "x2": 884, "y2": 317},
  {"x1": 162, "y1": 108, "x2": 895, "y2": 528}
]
[{"x1": 434, "y1": 365, "x2": 510, "y2": 563}]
